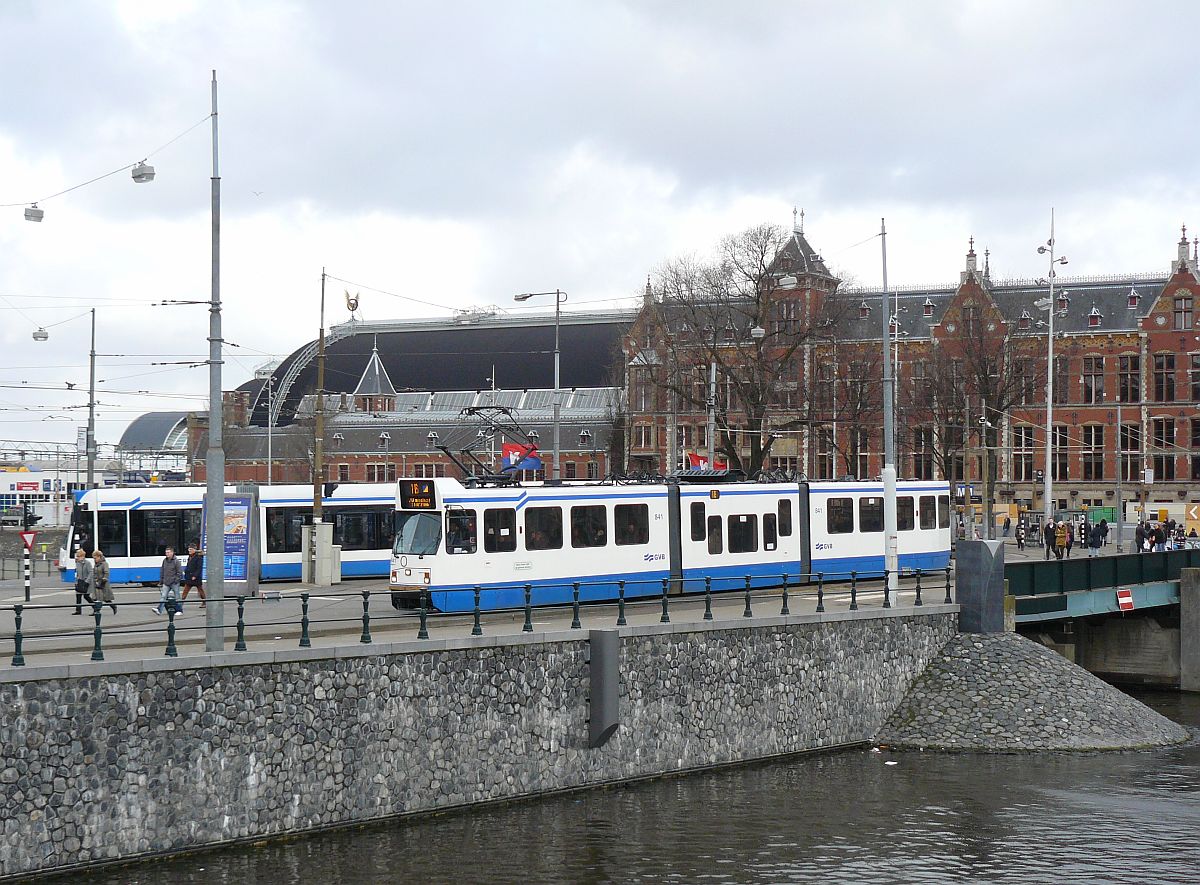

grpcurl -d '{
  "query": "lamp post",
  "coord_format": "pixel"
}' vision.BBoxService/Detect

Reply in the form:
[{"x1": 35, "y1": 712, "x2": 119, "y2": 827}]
[
  {"x1": 513, "y1": 290, "x2": 566, "y2": 482},
  {"x1": 32, "y1": 309, "x2": 97, "y2": 488},
  {"x1": 1035, "y1": 209, "x2": 1069, "y2": 527},
  {"x1": 880, "y1": 218, "x2": 898, "y2": 594}
]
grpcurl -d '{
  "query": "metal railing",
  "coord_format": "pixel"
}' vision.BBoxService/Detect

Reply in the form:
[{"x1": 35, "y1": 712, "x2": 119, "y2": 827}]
[
  {"x1": 1006, "y1": 548, "x2": 1200, "y2": 596},
  {"x1": 0, "y1": 558, "x2": 58, "y2": 580},
  {"x1": 2, "y1": 567, "x2": 954, "y2": 669}
]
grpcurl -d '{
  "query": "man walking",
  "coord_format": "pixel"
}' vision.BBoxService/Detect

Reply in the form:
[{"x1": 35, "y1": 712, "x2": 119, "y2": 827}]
[
  {"x1": 181, "y1": 542, "x2": 206, "y2": 609},
  {"x1": 153, "y1": 547, "x2": 183, "y2": 616},
  {"x1": 1043, "y1": 521, "x2": 1056, "y2": 560}
]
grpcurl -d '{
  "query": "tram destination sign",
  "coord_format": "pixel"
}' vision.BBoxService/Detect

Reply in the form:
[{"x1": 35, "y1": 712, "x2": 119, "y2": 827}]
[{"x1": 400, "y1": 480, "x2": 437, "y2": 510}]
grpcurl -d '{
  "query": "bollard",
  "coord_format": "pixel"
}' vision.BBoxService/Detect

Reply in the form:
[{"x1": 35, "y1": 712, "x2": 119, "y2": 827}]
[
  {"x1": 743, "y1": 575, "x2": 753, "y2": 618},
  {"x1": 522, "y1": 584, "x2": 534, "y2": 633},
  {"x1": 780, "y1": 573, "x2": 790, "y2": 616},
  {"x1": 571, "y1": 582, "x2": 581, "y2": 630},
  {"x1": 299, "y1": 592, "x2": 312, "y2": 648},
  {"x1": 164, "y1": 606, "x2": 178, "y2": 658},
  {"x1": 816, "y1": 572, "x2": 825, "y2": 613},
  {"x1": 616, "y1": 580, "x2": 627, "y2": 627},
  {"x1": 703, "y1": 576, "x2": 713, "y2": 621},
  {"x1": 90, "y1": 601, "x2": 104, "y2": 662},
  {"x1": 471, "y1": 586, "x2": 483, "y2": 636},
  {"x1": 944, "y1": 567, "x2": 953, "y2": 604},
  {"x1": 659, "y1": 578, "x2": 670, "y2": 624},
  {"x1": 914, "y1": 570, "x2": 923, "y2": 607},
  {"x1": 850, "y1": 571, "x2": 858, "y2": 611},
  {"x1": 11, "y1": 605, "x2": 25, "y2": 667},
  {"x1": 235, "y1": 596, "x2": 247, "y2": 651},
  {"x1": 417, "y1": 588, "x2": 430, "y2": 640},
  {"x1": 883, "y1": 569, "x2": 891, "y2": 609},
  {"x1": 359, "y1": 590, "x2": 372, "y2": 644}
]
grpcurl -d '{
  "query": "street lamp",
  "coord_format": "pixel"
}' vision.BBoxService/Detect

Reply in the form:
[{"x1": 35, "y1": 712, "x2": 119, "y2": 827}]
[
  {"x1": 32, "y1": 309, "x2": 97, "y2": 490},
  {"x1": 513, "y1": 289, "x2": 567, "y2": 482},
  {"x1": 1035, "y1": 209, "x2": 1069, "y2": 526}
]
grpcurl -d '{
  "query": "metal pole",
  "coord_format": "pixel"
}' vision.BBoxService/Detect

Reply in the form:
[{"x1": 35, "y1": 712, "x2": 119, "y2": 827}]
[
  {"x1": 1116, "y1": 399, "x2": 1124, "y2": 551},
  {"x1": 880, "y1": 218, "x2": 898, "y2": 593},
  {"x1": 86, "y1": 308, "x2": 96, "y2": 489},
  {"x1": 24, "y1": 544, "x2": 30, "y2": 603},
  {"x1": 707, "y1": 359, "x2": 717, "y2": 466},
  {"x1": 552, "y1": 290, "x2": 561, "y2": 482},
  {"x1": 204, "y1": 69, "x2": 226, "y2": 652},
  {"x1": 266, "y1": 376, "x2": 273, "y2": 485},
  {"x1": 313, "y1": 269, "x2": 327, "y2": 518},
  {"x1": 1043, "y1": 208, "x2": 1056, "y2": 525}
]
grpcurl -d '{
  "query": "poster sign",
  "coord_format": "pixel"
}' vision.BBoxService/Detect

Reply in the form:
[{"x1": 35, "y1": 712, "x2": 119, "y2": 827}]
[{"x1": 201, "y1": 495, "x2": 252, "y2": 583}]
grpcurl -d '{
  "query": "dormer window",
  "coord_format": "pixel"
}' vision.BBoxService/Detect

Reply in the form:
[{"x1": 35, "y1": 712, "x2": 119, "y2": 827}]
[
  {"x1": 923, "y1": 298, "x2": 934, "y2": 318},
  {"x1": 1018, "y1": 310, "x2": 1032, "y2": 331},
  {"x1": 1088, "y1": 306, "x2": 1102, "y2": 328},
  {"x1": 378, "y1": 431, "x2": 391, "y2": 449},
  {"x1": 859, "y1": 300, "x2": 871, "y2": 319},
  {"x1": 1127, "y1": 288, "x2": 1140, "y2": 310},
  {"x1": 1057, "y1": 291, "x2": 1070, "y2": 312}
]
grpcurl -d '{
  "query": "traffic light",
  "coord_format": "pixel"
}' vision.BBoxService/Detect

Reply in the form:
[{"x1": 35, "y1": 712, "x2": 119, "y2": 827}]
[{"x1": 21, "y1": 504, "x2": 41, "y2": 528}]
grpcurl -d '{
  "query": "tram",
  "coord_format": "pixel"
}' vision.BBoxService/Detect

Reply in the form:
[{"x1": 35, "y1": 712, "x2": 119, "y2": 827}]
[
  {"x1": 389, "y1": 475, "x2": 953, "y2": 611},
  {"x1": 59, "y1": 483, "x2": 397, "y2": 584}
]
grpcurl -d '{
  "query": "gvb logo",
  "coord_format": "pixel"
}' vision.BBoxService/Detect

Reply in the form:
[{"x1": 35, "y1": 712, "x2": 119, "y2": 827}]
[{"x1": 643, "y1": 552, "x2": 666, "y2": 562}]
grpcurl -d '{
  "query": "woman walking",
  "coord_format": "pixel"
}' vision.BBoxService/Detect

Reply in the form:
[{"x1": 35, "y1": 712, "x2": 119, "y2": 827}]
[
  {"x1": 73, "y1": 548, "x2": 93, "y2": 615},
  {"x1": 92, "y1": 550, "x2": 117, "y2": 615}
]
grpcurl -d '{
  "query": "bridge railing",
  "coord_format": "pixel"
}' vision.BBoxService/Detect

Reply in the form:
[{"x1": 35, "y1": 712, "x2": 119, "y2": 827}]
[
  {"x1": 1006, "y1": 548, "x2": 1200, "y2": 596},
  {"x1": 0, "y1": 567, "x2": 953, "y2": 669}
]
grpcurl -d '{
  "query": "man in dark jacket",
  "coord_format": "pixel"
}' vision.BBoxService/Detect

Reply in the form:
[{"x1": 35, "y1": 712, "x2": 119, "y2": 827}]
[
  {"x1": 181, "y1": 542, "x2": 206, "y2": 609},
  {"x1": 1135, "y1": 522, "x2": 1146, "y2": 553},
  {"x1": 1042, "y1": 521, "x2": 1056, "y2": 560},
  {"x1": 153, "y1": 547, "x2": 183, "y2": 616}
]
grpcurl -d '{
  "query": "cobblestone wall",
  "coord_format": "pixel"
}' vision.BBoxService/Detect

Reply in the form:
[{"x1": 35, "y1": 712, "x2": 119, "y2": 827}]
[{"x1": 0, "y1": 609, "x2": 957, "y2": 880}]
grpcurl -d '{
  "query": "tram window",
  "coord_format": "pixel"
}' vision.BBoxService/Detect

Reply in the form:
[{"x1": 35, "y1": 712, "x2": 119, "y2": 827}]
[
  {"x1": 525, "y1": 507, "x2": 563, "y2": 550},
  {"x1": 446, "y1": 509, "x2": 477, "y2": 554},
  {"x1": 614, "y1": 504, "x2": 649, "y2": 546},
  {"x1": 764, "y1": 513, "x2": 777, "y2": 551},
  {"x1": 129, "y1": 508, "x2": 182, "y2": 558},
  {"x1": 690, "y1": 502, "x2": 706, "y2": 541},
  {"x1": 266, "y1": 507, "x2": 306, "y2": 553},
  {"x1": 938, "y1": 495, "x2": 951, "y2": 529},
  {"x1": 728, "y1": 514, "x2": 758, "y2": 553},
  {"x1": 778, "y1": 499, "x2": 792, "y2": 537},
  {"x1": 484, "y1": 508, "x2": 517, "y2": 553},
  {"x1": 570, "y1": 505, "x2": 608, "y2": 548},
  {"x1": 897, "y1": 497, "x2": 915, "y2": 531},
  {"x1": 919, "y1": 495, "x2": 937, "y2": 530},
  {"x1": 706, "y1": 515, "x2": 723, "y2": 554},
  {"x1": 183, "y1": 510, "x2": 202, "y2": 550},
  {"x1": 859, "y1": 497, "x2": 884, "y2": 533},
  {"x1": 827, "y1": 497, "x2": 854, "y2": 534},
  {"x1": 333, "y1": 511, "x2": 369, "y2": 551},
  {"x1": 97, "y1": 511, "x2": 128, "y2": 558}
]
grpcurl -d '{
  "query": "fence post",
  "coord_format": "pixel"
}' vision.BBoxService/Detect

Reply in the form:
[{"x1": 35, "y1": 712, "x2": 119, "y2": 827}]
[
  {"x1": 850, "y1": 571, "x2": 858, "y2": 611},
  {"x1": 164, "y1": 606, "x2": 178, "y2": 658},
  {"x1": 471, "y1": 586, "x2": 483, "y2": 636},
  {"x1": 522, "y1": 583, "x2": 534, "y2": 633},
  {"x1": 914, "y1": 570, "x2": 923, "y2": 606},
  {"x1": 882, "y1": 568, "x2": 891, "y2": 609},
  {"x1": 816, "y1": 572, "x2": 825, "y2": 613},
  {"x1": 780, "y1": 573, "x2": 790, "y2": 616},
  {"x1": 234, "y1": 596, "x2": 247, "y2": 651},
  {"x1": 299, "y1": 592, "x2": 312, "y2": 648},
  {"x1": 24, "y1": 546, "x2": 32, "y2": 603},
  {"x1": 703, "y1": 576, "x2": 713, "y2": 621},
  {"x1": 417, "y1": 588, "x2": 430, "y2": 640},
  {"x1": 742, "y1": 575, "x2": 753, "y2": 618},
  {"x1": 359, "y1": 590, "x2": 372, "y2": 644},
  {"x1": 944, "y1": 567, "x2": 953, "y2": 604},
  {"x1": 90, "y1": 601, "x2": 104, "y2": 662},
  {"x1": 616, "y1": 580, "x2": 627, "y2": 627},
  {"x1": 11, "y1": 605, "x2": 25, "y2": 667},
  {"x1": 571, "y1": 582, "x2": 581, "y2": 630},
  {"x1": 659, "y1": 578, "x2": 670, "y2": 624}
]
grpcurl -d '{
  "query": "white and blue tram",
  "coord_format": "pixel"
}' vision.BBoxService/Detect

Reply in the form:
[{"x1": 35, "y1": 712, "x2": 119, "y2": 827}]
[
  {"x1": 389, "y1": 476, "x2": 953, "y2": 612},
  {"x1": 59, "y1": 483, "x2": 397, "y2": 584}
]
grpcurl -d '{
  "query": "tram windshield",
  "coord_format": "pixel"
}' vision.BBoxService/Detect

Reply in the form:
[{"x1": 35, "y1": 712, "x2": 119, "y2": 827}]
[{"x1": 393, "y1": 512, "x2": 441, "y2": 556}]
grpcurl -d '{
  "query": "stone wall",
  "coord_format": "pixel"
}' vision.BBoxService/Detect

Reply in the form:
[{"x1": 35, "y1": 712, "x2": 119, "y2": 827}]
[{"x1": 0, "y1": 607, "x2": 957, "y2": 880}]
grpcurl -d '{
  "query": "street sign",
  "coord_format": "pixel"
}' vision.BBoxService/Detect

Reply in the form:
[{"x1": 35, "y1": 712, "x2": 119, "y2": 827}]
[
  {"x1": 1116, "y1": 588, "x2": 1134, "y2": 612},
  {"x1": 1144, "y1": 467, "x2": 1154, "y2": 485},
  {"x1": 1189, "y1": 504, "x2": 1199, "y2": 521},
  {"x1": 19, "y1": 531, "x2": 36, "y2": 551}
]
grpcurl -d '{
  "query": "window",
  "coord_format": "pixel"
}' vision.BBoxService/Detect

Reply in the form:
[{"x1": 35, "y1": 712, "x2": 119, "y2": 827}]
[
  {"x1": 763, "y1": 513, "x2": 778, "y2": 551},
  {"x1": 897, "y1": 497, "x2": 915, "y2": 531},
  {"x1": 919, "y1": 495, "x2": 936, "y2": 530},
  {"x1": 938, "y1": 495, "x2": 951, "y2": 528},
  {"x1": 777, "y1": 499, "x2": 792, "y2": 536},
  {"x1": 727, "y1": 514, "x2": 759, "y2": 553},
  {"x1": 1192, "y1": 354, "x2": 1200, "y2": 401},
  {"x1": 827, "y1": 497, "x2": 854, "y2": 534},
  {"x1": 815, "y1": 426, "x2": 835, "y2": 480},
  {"x1": 634, "y1": 424, "x2": 654, "y2": 449},
  {"x1": 267, "y1": 507, "x2": 306, "y2": 553},
  {"x1": 676, "y1": 425, "x2": 692, "y2": 449},
  {"x1": 706, "y1": 515, "x2": 722, "y2": 554},
  {"x1": 570, "y1": 505, "x2": 607, "y2": 548},
  {"x1": 128, "y1": 508, "x2": 202, "y2": 559},
  {"x1": 632, "y1": 368, "x2": 655, "y2": 412},
  {"x1": 961, "y1": 305, "x2": 979, "y2": 338},
  {"x1": 1082, "y1": 425, "x2": 1104, "y2": 481},
  {"x1": 483, "y1": 508, "x2": 517, "y2": 553},
  {"x1": 587, "y1": 461, "x2": 599, "y2": 479},
  {"x1": 97, "y1": 511, "x2": 128, "y2": 558},
  {"x1": 691, "y1": 502, "x2": 706, "y2": 541},
  {"x1": 1152, "y1": 417, "x2": 1175, "y2": 481},
  {"x1": 1082, "y1": 356, "x2": 1104, "y2": 404},
  {"x1": 337, "y1": 463, "x2": 350, "y2": 482},
  {"x1": 366, "y1": 463, "x2": 398, "y2": 483},
  {"x1": 912, "y1": 427, "x2": 933, "y2": 481},
  {"x1": 1053, "y1": 356, "x2": 1071, "y2": 404},
  {"x1": 564, "y1": 462, "x2": 577, "y2": 480},
  {"x1": 413, "y1": 463, "x2": 445, "y2": 479},
  {"x1": 1154, "y1": 453, "x2": 1176, "y2": 481},
  {"x1": 614, "y1": 504, "x2": 649, "y2": 546},
  {"x1": 1174, "y1": 294, "x2": 1193, "y2": 330},
  {"x1": 1052, "y1": 425, "x2": 1069, "y2": 482},
  {"x1": 1154, "y1": 354, "x2": 1175, "y2": 402},
  {"x1": 1118, "y1": 355, "x2": 1140, "y2": 402},
  {"x1": 1013, "y1": 425, "x2": 1034, "y2": 482},
  {"x1": 445, "y1": 509, "x2": 477, "y2": 554},
  {"x1": 859, "y1": 497, "x2": 883, "y2": 532},
  {"x1": 524, "y1": 507, "x2": 563, "y2": 550},
  {"x1": 1120, "y1": 423, "x2": 1142, "y2": 482}
]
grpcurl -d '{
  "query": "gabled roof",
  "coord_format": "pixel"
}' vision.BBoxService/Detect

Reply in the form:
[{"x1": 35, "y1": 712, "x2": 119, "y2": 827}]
[
  {"x1": 771, "y1": 228, "x2": 835, "y2": 280},
  {"x1": 353, "y1": 339, "x2": 397, "y2": 397}
]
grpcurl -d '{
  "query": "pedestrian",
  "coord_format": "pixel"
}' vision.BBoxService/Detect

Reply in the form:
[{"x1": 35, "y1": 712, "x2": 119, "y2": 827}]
[
  {"x1": 1015, "y1": 522, "x2": 1026, "y2": 551},
  {"x1": 1100, "y1": 519, "x2": 1109, "y2": 547},
  {"x1": 1003, "y1": 516, "x2": 1011, "y2": 537},
  {"x1": 1155, "y1": 523, "x2": 1168, "y2": 553},
  {"x1": 153, "y1": 547, "x2": 183, "y2": 616},
  {"x1": 1088, "y1": 522, "x2": 1102, "y2": 558},
  {"x1": 1043, "y1": 521, "x2": 1057, "y2": 560},
  {"x1": 72, "y1": 548, "x2": 93, "y2": 615},
  {"x1": 1064, "y1": 521, "x2": 1074, "y2": 558},
  {"x1": 1135, "y1": 522, "x2": 1146, "y2": 553},
  {"x1": 181, "y1": 542, "x2": 206, "y2": 609},
  {"x1": 92, "y1": 550, "x2": 117, "y2": 615}
]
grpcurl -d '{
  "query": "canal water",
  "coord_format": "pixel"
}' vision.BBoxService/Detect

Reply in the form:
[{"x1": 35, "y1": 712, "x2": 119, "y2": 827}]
[{"x1": 82, "y1": 691, "x2": 1198, "y2": 885}]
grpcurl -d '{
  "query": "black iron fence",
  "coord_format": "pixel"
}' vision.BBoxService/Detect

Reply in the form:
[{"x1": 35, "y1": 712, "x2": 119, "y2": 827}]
[
  {"x1": 1005, "y1": 548, "x2": 1200, "y2": 596},
  {"x1": 0, "y1": 558, "x2": 58, "y2": 580},
  {"x1": 2, "y1": 567, "x2": 953, "y2": 668}
]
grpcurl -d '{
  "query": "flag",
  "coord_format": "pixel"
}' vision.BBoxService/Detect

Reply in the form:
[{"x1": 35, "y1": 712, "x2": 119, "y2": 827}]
[
  {"x1": 501, "y1": 442, "x2": 543, "y2": 471},
  {"x1": 686, "y1": 451, "x2": 727, "y2": 471}
]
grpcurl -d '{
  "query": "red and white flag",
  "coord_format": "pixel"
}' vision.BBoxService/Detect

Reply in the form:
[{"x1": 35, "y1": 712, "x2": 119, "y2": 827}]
[{"x1": 686, "y1": 451, "x2": 728, "y2": 471}]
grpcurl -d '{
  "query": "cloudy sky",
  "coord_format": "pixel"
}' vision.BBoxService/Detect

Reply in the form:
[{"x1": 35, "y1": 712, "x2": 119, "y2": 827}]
[{"x1": 2, "y1": 0, "x2": 1198, "y2": 452}]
